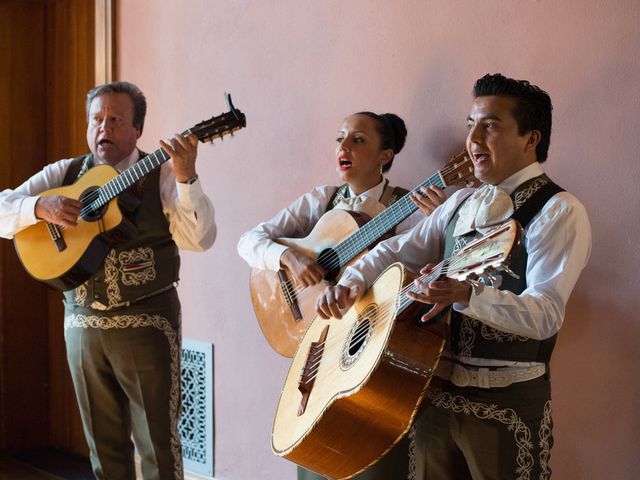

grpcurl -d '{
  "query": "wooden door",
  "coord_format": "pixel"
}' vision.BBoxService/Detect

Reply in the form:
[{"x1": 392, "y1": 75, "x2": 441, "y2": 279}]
[{"x1": 0, "y1": 0, "x2": 110, "y2": 456}]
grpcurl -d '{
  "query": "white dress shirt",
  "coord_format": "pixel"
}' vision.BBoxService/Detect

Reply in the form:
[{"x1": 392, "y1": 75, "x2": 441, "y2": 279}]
[
  {"x1": 0, "y1": 149, "x2": 216, "y2": 251},
  {"x1": 237, "y1": 178, "x2": 423, "y2": 272},
  {"x1": 339, "y1": 163, "x2": 591, "y2": 343}
]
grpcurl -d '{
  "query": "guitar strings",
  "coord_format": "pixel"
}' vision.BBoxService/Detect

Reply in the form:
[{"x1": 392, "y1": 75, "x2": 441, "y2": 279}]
[
  {"x1": 278, "y1": 160, "x2": 471, "y2": 300},
  {"x1": 299, "y1": 227, "x2": 510, "y2": 385},
  {"x1": 300, "y1": 257, "x2": 467, "y2": 384}
]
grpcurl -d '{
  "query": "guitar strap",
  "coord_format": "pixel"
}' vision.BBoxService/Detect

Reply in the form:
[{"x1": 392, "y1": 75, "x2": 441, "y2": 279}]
[{"x1": 62, "y1": 154, "x2": 92, "y2": 186}]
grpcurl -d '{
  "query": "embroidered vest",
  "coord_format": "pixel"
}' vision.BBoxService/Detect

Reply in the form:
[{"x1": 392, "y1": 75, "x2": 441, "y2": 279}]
[
  {"x1": 62, "y1": 154, "x2": 180, "y2": 314},
  {"x1": 443, "y1": 174, "x2": 564, "y2": 363}
]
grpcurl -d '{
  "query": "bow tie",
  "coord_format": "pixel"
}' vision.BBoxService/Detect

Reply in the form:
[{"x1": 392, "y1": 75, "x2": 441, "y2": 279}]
[
  {"x1": 334, "y1": 195, "x2": 386, "y2": 217},
  {"x1": 454, "y1": 184, "x2": 514, "y2": 237}
]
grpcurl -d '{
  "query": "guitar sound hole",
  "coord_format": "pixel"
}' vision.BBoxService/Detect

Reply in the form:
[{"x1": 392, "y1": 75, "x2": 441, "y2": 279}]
[
  {"x1": 349, "y1": 318, "x2": 370, "y2": 356},
  {"x1": 79, "y1": 187, "x2": 107, "y2": 222},
  {"x1": 317, "y1": 248, "x2": 340, "y2": 281},
  {"x1": 340, "y1": 304, "x2": 377, "y2": 370}
]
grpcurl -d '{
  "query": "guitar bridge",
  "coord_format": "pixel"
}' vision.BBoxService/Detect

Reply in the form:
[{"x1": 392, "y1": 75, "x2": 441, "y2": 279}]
[
  {"x1": 278, "y1": 269, "x2": 303, "y2": 321},
  {"x1": 46, "y1": 222, "x2": 67, "y2": 252},
  {"x1": 297, "y1": 325, "x2": 329, "y2": 416}
]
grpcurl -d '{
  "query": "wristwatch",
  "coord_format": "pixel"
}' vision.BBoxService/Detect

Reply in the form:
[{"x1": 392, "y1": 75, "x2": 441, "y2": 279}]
[{"x1": 183, "y1": 174, "x2": 199, "y2": 185}]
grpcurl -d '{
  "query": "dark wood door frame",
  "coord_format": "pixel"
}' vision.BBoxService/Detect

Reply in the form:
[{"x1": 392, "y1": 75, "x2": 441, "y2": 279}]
[{"x1": 0, "y1": 0, "x2": 114, "y2": 455}]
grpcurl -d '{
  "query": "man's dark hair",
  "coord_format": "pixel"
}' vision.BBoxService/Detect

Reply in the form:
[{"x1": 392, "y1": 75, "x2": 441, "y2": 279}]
[
  {"x1": 473, "y1": 73, "x2": 552, "y2": 162},
  {"x1": 86, "y1": 81, "x2": 147, "y2": 134}
]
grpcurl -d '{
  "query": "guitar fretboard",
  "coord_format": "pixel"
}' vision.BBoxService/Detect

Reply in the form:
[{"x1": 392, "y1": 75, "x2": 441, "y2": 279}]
[
  {"x1": 321, "y1": 171, "x2": 446, "y2": 270},
  {"x1": 88, "y1": 129, "x2": 191, "y2": 212}
]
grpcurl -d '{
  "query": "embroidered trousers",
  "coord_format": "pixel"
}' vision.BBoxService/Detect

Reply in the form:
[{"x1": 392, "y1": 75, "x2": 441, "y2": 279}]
[
  {"x1": 64, "y1": 292, "x2": 183, "y2": 480},
  {"x1": 413, "y1": 376, "x2": 553, "y2": 480}
]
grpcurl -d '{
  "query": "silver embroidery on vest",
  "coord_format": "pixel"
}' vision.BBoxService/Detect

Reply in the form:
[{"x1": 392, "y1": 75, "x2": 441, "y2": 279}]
[
  {"x1": 480, "y1": 324, "x2": 529, "y2": 343},
  {"x1": 119, "y1": 247, "x2": 156, "y2": 286},
  {"x1": 98, "y1": 249, "x2": 121, "y2": 308},
  {"x1": 427, "y1": 387, "x2": 534, "y2": 480},
  {"x1": 65, "y1": 313, "x2": 184, "y2": 479},
  {"x1": 457, "y1": 315, "x2": 478, "y2": 357},
  {"x1": 74, "y1": 284, "x2": 88, "y2": 305},
  {"x1": 90, "y1": 248, "x2": 158, "y2": 310},
  {"x1": 513, "y1": 176, "x2": 549, "y2": 210}
]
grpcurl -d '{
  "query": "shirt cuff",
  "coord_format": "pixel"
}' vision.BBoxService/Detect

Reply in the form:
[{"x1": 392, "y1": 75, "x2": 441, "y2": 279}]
[
  {"x1": 21, "y1": 196, "x2": 40, "y2": 225},
  {"x1": 175, "y1": 177, "x2": 203, "y2": 207},
  {"x1": 266, "y1": 243, "x2": 290, "y2": 272},
  {"x1": 453, "y1": 282, "x2": 483, "y2": 313}
]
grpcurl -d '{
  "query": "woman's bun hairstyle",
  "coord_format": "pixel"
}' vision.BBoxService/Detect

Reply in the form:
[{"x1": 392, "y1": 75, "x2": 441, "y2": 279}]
[{"x1": 354, "y1": 111, "x2": 407, "y2": 172}]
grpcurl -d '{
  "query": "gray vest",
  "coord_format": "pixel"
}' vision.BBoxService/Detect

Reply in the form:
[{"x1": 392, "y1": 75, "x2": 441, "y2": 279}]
[
  {"x1": 62, "y1": 154, "x2": 180, "y2": 315},
  {"x1": 443, "y1": 174, "x2": 563, "y2": 363}
]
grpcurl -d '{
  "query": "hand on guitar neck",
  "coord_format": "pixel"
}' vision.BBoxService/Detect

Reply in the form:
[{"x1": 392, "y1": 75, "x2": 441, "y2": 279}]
[
  {"x1": 410, "y1": 184, "x2": 446, "y2": 216},
  {"x1": 279, "y1": 248, "x2": 326, "y2": 287},
  {"x1": 159, "y1": 132, "x2": 198, "y2": 183},
  {"x1": 407, "y1": 263, "x2": 473, "y2": 322},
  {"x1": 35, "y1": 195, "x2": 82, "y2": 229}
]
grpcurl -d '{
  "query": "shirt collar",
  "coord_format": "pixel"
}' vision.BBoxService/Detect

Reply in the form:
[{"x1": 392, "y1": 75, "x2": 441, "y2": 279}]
[
  {"x1": 347, "y1": 177, "x2": 387, "y2": 201},
  {"x1": 93, "y1": 148, "x2": 140, "y2": 172},
  {"x1": 498, "y1": 162, "x2": 545, "y2": 195}
]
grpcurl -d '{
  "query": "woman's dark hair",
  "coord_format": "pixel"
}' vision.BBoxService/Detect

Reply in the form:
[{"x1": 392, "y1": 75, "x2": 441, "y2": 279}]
[
  {"x1": 86, "y1": 81, "x2": 147, "y2": 134},
  {"x1": 473, "y1": 73, "x2": 552, "y2": 162},
  {"x1": 354, "y1": 112, "x2": 407, "y2": 172}
]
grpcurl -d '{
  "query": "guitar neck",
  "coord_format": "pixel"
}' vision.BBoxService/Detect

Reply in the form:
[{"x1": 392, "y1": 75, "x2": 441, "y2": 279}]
[
  {"x1": 395, "y1": 219, "x2": 519, "y2": 316},
  {"x1": 89, "y1": 129, "x2": 191, "y2": 210},
  {"x1": 396, "y1": 264, "x2": 444, "y2": 316},
  {"x1": 327, "y1": 171, "x2": 446, "y2": 268}
]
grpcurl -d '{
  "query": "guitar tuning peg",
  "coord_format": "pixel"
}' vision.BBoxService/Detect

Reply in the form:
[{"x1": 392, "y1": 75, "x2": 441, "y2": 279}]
[{"x1": 500, "y1": 265, "x2": 520, "y2": 280}]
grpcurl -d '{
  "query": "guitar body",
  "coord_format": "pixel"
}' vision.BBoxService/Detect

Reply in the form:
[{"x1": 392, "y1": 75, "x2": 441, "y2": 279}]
[
  {"x1": 271, "y1": 263, "x2": 445, "y2": 479},
  {"x1": 250, "y1": 208, "x2": 370, "y2": 358},
  {"x1": 12, "y1": 98, "x2": 247, "y2": 291},
  {"x1": 13, "y1": 164, "x2": 132, "y2": 291}
]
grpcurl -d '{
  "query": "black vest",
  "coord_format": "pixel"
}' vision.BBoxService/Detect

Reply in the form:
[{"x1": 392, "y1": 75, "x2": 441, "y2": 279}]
[
  {"x1": 444, "y1": 174, "x2": 564, "y2": 363},
  {"x1": 62, "y1": 154, "x2": 180, "y2": 314}
]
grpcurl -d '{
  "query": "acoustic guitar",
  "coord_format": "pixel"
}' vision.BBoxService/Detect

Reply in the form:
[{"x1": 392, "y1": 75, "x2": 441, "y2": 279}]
[
  {"x1": 271, "y1": 219, "x2": 522, "y2": 479},
  {"x1": 250, "y1": 152, "x2": 475, "y2": 357},
  {"x1": 13, "y1": 94, "x2": 246, "y2": 291}
]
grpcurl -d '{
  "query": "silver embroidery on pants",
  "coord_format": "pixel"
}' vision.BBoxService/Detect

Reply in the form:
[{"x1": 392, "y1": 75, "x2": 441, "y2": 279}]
[
  {"x1": 65, "y1": 313, "x2": 184, "y2": 479},
  {"x1": 426, "y1": 387, "x2": 534, "y2": 480}
]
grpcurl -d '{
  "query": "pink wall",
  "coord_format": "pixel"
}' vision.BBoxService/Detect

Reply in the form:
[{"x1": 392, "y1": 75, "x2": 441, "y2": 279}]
[{"x1": 118, "y1": 1, "x2": 640, "y2": 478}]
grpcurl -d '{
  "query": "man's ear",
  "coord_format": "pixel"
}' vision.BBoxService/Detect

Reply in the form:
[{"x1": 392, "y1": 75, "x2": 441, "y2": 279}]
[{"x1": 525, "y1": 130, "x2": 541, "y2": 152}]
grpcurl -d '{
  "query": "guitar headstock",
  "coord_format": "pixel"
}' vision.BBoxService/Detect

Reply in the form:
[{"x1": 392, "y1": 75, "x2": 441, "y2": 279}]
[
  {"x1": 448, "y1": 219, "x2": 523, "y2": 282},
  {"x1": 440, "y1": 150, "x2": 480, "y2": 188},
  {"x1": 190, "y1": 93, "x2": 247, "y2": 143}
]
